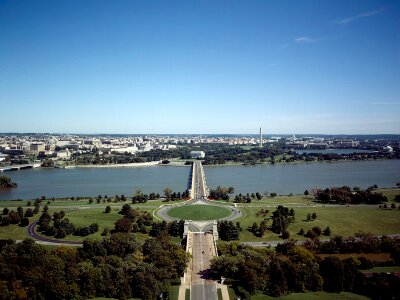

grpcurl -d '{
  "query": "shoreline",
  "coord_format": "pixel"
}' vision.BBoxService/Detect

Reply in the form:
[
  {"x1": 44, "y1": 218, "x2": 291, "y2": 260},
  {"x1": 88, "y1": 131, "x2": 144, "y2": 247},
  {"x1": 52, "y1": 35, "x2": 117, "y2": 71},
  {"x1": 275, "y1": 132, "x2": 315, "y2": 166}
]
[
  {"x1": 44, "y1": 157, "x2": 400, "y2": 169},
  {"x1": 65, "y1": 161, "x2": 161, "y2": 168}
]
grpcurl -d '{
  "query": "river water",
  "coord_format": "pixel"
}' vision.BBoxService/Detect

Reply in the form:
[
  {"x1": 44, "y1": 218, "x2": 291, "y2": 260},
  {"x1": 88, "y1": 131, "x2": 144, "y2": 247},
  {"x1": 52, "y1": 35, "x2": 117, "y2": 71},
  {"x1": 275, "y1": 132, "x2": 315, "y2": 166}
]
[{"x1": 0, "y1": 160, "x2": 399, "y2": 200}]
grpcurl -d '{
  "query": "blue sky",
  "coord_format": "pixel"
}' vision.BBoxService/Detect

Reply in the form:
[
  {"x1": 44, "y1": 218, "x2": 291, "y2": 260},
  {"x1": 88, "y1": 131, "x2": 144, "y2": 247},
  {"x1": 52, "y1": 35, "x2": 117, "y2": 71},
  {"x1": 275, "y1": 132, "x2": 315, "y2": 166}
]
[{"x1": 0, "y1": 0, "x2": 399, "y2": 134}]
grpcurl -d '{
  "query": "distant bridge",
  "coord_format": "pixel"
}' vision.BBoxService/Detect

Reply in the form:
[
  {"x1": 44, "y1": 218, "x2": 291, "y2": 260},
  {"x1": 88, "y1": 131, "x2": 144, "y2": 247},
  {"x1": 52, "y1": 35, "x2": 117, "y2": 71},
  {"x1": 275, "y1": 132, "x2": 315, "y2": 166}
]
[{"x1": 0, "y1": 164, "x2": 39, "y2": 173}]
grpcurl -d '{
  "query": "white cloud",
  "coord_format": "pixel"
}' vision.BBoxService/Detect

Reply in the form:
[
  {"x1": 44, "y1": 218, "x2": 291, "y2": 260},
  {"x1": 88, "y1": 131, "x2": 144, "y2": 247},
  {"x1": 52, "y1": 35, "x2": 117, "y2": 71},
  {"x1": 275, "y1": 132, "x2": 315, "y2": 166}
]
[
  {"x1": 335, "y1": 8, "x2": 384, "y2": 25},
  {"x1": 294, "y1": 36, "x2": 319, "y2": 43}
]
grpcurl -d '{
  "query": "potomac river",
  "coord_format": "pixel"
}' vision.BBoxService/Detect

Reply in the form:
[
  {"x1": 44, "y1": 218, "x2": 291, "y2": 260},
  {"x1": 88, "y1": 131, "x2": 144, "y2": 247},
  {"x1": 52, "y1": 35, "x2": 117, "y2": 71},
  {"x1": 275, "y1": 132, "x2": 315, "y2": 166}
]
[{"x1": 0, "y1": 160, "x2": 399, "y2": 200}]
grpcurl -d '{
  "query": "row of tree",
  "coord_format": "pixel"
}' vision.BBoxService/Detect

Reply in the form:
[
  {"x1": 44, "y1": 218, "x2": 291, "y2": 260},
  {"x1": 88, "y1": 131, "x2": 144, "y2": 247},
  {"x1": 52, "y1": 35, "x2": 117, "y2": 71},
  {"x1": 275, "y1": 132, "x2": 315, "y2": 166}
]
[
  {"x1": 313, "y1": 186, "x2": 387, "y2": 204},
  {"x1": 208, "y1": 186, "x2": 234, "y2": 201},
  {"x1": 0, "y1": 205, "x2": 41, "y2": 227},
  {"x1": 233, "y1": 192, "x2": 263, "y2": 203}
]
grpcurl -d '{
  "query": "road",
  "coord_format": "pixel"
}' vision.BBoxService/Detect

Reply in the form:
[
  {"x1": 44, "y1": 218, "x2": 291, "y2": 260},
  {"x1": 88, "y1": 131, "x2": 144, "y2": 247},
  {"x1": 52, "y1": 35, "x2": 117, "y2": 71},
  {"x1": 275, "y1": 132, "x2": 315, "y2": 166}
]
[
  {"x1": 27, "y1": 220, "x2": 83, "y2": 246},
  {"x1": 191, "y1": 232, "x2": 217, "y2": 300},
  {"x1": 193, "y1": 161, "x2": 207, "y2": 199}
]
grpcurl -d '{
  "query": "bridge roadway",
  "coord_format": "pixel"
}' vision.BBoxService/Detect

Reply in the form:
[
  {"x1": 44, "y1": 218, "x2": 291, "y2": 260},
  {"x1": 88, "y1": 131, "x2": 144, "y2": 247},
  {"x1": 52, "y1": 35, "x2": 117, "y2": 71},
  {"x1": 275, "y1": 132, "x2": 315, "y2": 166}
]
[
  {"x1": 192, "y1": 161, "x2": 207, "y2": 199},
  {"x1": 190, "y1": 232, "x2": 218, "y2": 300}
]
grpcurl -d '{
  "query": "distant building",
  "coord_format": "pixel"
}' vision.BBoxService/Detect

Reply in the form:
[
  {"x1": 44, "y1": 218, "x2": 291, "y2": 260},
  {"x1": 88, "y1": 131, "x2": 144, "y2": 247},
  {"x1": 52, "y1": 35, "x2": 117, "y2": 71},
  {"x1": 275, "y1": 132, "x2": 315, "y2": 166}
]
[
  {"x1": 55, "y1": 150, "x2": 70, "y2": 158},
  {"x1": 190, "y1": 151, "x2": 205, "y2": 158},
  {"x1": 383, "y1": 145, "x2": 393, "y2": 153},
  {"x1": 0, "y1": 154, "x2": 8, "y2": 162},
  {"x1": 29, "y1": 143, "x2": 45, "y2": 153}
]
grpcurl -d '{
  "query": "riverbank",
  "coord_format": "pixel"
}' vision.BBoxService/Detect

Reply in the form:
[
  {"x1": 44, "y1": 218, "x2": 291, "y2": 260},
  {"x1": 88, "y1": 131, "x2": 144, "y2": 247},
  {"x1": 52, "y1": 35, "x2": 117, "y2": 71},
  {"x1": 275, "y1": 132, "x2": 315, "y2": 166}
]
[{"x1": 69, "y1": 161, "x2": 161, "y2": 168}]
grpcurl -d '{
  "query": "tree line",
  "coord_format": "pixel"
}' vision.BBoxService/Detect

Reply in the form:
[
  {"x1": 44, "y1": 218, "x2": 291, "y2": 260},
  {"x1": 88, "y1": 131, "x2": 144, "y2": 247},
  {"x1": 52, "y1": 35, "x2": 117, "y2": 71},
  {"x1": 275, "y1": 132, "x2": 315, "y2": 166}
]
[
  {"x1": 0, "y1": 232, "x2": 189, "y2": 299},
  {"x1": 313, "y1": 186, "x2": 387, "y2": 204},
  {"x1": 211, "y1": 237, "x2": 400, "y2": 299}
]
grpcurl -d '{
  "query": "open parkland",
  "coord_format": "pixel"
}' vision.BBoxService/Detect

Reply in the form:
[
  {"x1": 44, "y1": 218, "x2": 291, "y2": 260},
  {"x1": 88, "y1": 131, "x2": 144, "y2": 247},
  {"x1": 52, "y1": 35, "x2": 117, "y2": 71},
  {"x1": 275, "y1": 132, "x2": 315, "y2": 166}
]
[{"x1": 1, "y1": 188, "x2": 399, "y2": 243}]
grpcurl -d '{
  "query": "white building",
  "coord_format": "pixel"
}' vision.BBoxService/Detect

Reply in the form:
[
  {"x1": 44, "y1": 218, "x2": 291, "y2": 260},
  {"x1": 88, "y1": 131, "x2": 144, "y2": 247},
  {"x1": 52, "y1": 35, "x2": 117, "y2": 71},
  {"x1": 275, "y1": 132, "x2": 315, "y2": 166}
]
[
  {"x1": 190, "y1": 151, "x2": 205, "y2": 158},
  {"x1": 383, "y1": 145, "x2": 393, "y2": 153},
  {"x1": 55, "y1": 150, "x2": 70, "y2": 158}
]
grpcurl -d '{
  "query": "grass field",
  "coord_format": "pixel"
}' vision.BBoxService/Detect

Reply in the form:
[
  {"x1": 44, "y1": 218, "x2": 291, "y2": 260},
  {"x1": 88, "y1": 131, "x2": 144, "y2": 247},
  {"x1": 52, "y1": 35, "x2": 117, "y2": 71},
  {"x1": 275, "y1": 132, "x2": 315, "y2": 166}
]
[
  {"x1": 235, "y1": 190, "x2": 400, "y2": 242},
  {"x1": 1, "y1": 189, "x2": 399, "y2": 243},
  {"x1": 167, "y1": 204, "x2": 231, "y2": 221}
]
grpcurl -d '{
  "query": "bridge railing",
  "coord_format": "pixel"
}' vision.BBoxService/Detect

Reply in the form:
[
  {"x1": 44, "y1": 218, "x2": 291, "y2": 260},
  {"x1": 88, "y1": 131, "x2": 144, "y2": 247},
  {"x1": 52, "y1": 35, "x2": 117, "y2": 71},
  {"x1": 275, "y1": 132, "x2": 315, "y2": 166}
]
[{"x1": 190, "y1": 162, "x2": 196, "y2": 199}]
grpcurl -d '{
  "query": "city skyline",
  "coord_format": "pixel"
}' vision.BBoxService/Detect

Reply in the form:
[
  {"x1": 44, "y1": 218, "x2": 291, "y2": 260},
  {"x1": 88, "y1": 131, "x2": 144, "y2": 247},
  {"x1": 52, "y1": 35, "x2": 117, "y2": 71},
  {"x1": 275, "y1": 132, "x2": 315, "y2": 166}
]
[{"x1": 1, "y1": 1, "x2": 399, "y2": 134}]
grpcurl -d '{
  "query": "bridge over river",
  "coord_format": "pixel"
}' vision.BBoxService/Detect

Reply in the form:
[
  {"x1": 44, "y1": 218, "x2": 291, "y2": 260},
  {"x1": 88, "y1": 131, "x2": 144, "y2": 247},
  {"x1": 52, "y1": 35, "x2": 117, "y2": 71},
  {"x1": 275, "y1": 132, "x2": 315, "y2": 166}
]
[{"x1": 166, "y1": 161, "x2": 234, "y2": 300}]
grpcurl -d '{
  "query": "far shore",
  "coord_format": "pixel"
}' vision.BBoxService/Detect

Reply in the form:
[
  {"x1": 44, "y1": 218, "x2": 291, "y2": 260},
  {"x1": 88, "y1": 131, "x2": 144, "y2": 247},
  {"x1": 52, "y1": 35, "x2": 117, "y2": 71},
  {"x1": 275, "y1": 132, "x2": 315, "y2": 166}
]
[
  {"x1": 68, "y1": 161, "x2": 161, "y2": 168},
  {"x1": 58, "y1": 157, "x2": 398, "y2": 169}
]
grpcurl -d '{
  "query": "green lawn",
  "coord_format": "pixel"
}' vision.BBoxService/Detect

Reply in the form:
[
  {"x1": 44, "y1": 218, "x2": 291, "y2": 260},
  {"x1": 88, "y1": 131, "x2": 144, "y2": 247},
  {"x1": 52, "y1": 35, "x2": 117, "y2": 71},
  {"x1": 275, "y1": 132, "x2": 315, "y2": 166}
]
[
  {"x1": 0, "y1": 220, "x2": 35, "y2": 240},
  {"x1": 167, "y1": 204, "x2": 231, "y2": 221},
  {"x1": 237, "y1": 204, "x2": 400, "y2": 242},
  {"x1": 169, "y1": 284, "x2": 180, "y2": 300}
]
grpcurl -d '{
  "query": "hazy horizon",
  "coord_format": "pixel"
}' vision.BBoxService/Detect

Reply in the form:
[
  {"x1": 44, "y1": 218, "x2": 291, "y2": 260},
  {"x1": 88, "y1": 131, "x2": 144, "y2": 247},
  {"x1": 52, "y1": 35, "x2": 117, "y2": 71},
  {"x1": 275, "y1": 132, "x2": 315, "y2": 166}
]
[
  {"x1": 1, "y1": 131, "x2": 399, "y2": 137},
  {"x1": 1, "y1": 1, "x2": 399, "y2": 134}
]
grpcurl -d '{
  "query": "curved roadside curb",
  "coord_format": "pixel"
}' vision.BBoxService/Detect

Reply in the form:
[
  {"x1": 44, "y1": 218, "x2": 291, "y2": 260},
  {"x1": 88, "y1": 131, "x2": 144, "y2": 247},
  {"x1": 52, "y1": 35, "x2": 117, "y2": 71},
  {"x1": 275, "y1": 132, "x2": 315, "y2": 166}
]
[{"x1": 27, "y1": 220, "x2": 83, "y2": 246}]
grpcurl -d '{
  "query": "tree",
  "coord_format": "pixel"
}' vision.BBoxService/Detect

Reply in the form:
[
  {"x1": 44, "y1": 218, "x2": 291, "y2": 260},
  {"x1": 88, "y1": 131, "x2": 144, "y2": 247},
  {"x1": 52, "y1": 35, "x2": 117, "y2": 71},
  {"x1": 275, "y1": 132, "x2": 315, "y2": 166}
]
[
  {"x1": 250, "y1": 222, "x2": 259, "y2": 233},
  {"x1": 311, "y1": 212, "x2": 317, "y2": 220},
  {"x1": 320, "y1": 256, "x2": 344, "y2": 292},
  {"x1": 312, "y1": 226, "x2": 322, "y2": 236},
  {"x1": 9, "y1": 211, "x2": 21, "y2": 224},
  {"x1": 304, "y1": 190, "x2": 309, "y2": 196},
  {"x1": 0, "y1": 176, "x2": 17, "y2": 188},
  {"x1": 24, "y1": 208, "x2": 34, "y2": 217},
  {"x1": 105, "y1": 206, "x2": 111, "y2": 213},
  {"x1": 323, "y1": 226, "x2": 331, "y2": 236},
  {"x1": 282, "y1": 231, "x2": 290, "y2": 239},
  {"x1": 2, "y1": 208, "x2": 9, "y2": 215},
  {"x1": 163, "y1": 187, "x2": 173, "y2": 200},
  {"x1": 20, "y1": 217, "x2": 29, "y2": 227},
  {"x1": 114, "y1": 217, "x2": 132, "y2": 232},
  {"x1": 55, "y1": 228, "x2": 67, "y2": 238},
  {"x1": 88, "y1": 198, "x2": 93, "y2": 204},
  {"x1": 17, "y1": 206, "x2": 24, "y2": 218}
]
